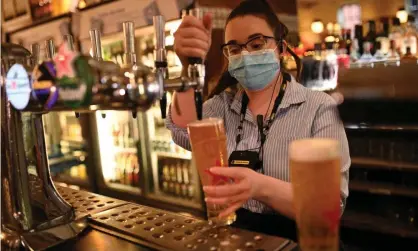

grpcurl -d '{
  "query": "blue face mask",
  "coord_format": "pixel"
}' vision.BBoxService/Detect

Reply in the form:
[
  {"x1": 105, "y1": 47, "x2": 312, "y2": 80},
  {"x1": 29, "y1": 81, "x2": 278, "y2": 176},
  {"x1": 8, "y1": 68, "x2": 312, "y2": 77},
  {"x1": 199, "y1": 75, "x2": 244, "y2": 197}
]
[{"x1": 228, "y1": 49, "x2": 280, "y2": 91}]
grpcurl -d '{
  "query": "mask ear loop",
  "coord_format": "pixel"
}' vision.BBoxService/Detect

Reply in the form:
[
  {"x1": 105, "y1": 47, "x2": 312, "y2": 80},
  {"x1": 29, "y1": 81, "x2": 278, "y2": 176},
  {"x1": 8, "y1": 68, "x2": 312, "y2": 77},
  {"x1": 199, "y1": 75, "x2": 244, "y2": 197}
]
[{"x1": 285, "y1": 43, "x2": 303, "y2": 82}]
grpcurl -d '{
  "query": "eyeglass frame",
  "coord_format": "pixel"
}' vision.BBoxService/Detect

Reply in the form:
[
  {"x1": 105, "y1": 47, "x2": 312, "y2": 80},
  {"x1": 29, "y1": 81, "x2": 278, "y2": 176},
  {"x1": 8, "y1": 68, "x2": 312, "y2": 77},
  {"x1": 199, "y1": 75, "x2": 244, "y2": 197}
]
[{"x1": 220, "y1": 34, "x2": 281, "y2": 58}]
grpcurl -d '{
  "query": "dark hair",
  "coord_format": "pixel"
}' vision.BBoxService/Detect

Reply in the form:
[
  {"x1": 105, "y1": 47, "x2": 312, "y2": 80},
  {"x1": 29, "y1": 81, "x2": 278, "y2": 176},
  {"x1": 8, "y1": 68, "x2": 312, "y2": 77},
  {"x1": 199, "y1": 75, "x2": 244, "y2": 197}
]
[{"x1": 208, "y1": 0, "x2": 301, "y2": 99}]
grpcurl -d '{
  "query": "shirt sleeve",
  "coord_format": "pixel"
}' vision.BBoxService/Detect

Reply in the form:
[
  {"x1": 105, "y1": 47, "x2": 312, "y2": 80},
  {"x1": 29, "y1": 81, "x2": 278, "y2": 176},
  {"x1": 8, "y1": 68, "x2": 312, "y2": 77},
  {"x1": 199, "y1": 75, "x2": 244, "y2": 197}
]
[
  {"x1": 311, "y1": 96, "x2": 351, "y2": 214},
  {"x1": 166, "y1": 94, "x2": 226, "y2": 151}
]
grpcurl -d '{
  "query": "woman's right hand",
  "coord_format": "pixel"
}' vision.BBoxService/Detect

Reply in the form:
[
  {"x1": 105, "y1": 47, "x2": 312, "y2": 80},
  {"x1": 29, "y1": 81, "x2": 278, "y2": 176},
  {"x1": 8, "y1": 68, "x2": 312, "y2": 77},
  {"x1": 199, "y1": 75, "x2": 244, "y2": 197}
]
[{"x1": 174, "y1": 13, "x2": 213, "y2": 67}]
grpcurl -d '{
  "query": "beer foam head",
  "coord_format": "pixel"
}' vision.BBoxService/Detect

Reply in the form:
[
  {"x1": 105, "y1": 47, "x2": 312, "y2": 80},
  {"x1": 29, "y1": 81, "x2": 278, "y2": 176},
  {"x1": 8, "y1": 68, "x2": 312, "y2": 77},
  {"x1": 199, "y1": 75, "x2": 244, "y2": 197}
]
[
  {"x1": 289, "y1": 138, "x2": 340, "y2": 162},
  {"x1": 187, "y1": 117, "x2": 223, "y2": 128}
]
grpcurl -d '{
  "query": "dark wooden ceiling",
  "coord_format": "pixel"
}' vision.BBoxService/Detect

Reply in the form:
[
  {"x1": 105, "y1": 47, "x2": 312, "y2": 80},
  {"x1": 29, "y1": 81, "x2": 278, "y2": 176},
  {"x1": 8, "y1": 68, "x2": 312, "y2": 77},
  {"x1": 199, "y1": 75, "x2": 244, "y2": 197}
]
[{"x1": 197, "y1": 0, "x2": 297, "y2": 15}]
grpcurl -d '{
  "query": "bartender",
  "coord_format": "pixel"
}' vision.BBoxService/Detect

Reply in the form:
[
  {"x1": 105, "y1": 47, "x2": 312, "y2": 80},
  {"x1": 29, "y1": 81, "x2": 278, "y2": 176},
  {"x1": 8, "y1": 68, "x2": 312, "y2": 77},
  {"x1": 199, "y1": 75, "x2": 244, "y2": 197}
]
[{"x1": 166, "y1": 0, "x2": 350, "y2": 241}]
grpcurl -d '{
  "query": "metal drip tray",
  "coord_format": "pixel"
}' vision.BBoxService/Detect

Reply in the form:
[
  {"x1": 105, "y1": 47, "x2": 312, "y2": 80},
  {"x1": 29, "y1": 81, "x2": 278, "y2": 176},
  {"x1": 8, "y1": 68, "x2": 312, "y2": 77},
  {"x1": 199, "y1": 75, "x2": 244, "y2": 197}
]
[
  {"x1": 90, "y1": 204, "x2": 291, "y2": 251},
  {"x1": 56, "y1": 185, "x2": 128, "y2": 220}
]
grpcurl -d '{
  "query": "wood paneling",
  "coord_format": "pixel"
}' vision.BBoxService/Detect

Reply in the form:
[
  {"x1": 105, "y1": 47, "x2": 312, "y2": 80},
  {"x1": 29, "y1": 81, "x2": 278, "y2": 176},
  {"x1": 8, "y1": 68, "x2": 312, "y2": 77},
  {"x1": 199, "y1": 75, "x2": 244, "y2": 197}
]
[{"x1": 197, "y1": 0, "x2": 297, "y2": 15}]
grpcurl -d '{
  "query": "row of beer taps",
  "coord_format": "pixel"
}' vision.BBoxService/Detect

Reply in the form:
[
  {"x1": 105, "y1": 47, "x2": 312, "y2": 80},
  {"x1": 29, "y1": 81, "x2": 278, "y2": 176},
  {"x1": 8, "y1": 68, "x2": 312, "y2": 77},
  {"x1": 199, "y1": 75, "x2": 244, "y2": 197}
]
[{"x1": 18, "y1": 12, "x2": 204, "y2": 119}]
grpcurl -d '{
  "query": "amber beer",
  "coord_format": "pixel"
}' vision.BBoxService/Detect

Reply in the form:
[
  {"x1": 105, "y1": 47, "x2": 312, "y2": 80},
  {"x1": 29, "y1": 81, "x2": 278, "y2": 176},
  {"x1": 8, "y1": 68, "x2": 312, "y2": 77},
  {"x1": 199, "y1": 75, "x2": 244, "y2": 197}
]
[
  {"x1": 290, "y1": 139, "x2": 341, "y2": 251},
  {"x1": 188, "y1": 118, "x2": 236, "y2": 225}
]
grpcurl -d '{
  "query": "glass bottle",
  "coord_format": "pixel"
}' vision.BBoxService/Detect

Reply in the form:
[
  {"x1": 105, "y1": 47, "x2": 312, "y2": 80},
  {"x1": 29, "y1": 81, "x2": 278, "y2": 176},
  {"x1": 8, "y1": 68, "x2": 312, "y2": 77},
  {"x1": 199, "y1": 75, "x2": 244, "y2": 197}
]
[
  {"x1": 354, "y1": 24, "x2": 364, "y2": 56},
  {"x1": 376, "y1": 17, "x2": 390, "y2": 55},
  {"x1": 359, "y1": 42, "x2": 374, "y2": 62},
  {"x1": 389, "y1": 17, "x2": 404, "y2": 54},
  {"x1": 365, "y1": 20, "x2": 377, "y2": 55},
  {"x1": 387, "y1": 40, "x2": 401, "y2": 62},
  {"x1": 373, "y1": 41, "x2": 387, "y2": 61},
  {"x1": 402, "y1": 15, "x2": 418, "y2": 56}
]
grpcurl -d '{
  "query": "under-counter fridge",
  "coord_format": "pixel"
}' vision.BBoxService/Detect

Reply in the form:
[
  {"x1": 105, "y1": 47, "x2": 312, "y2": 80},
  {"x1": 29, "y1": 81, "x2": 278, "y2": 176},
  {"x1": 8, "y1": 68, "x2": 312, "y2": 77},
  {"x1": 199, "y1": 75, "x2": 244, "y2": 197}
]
[
  {"x1": 43, "y1": 112, "x2": 98, "y2": 191},
  {"x1": 142, "y1": 93, "x2": 203, "y2": 212},
  {"x1": 91, "y1": 19, "x2": 204, "y2": 215}
]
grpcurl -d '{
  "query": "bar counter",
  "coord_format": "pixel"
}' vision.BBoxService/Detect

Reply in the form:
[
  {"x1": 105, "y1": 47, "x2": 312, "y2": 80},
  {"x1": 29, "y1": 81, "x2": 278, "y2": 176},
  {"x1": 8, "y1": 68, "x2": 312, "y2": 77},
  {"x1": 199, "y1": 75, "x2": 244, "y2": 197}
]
[{"x1": 34, "y1": 185, "x2": 298, "y2": 251}]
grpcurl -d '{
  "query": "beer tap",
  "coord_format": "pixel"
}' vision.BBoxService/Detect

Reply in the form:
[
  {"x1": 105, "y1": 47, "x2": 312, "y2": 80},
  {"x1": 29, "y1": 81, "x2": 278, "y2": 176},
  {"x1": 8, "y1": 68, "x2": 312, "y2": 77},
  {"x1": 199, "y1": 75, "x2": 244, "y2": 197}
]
[
  {"x1": 1, "y1": 14, "x2": 208, "y2": 250},
  {"x1": 45, "y1": 39, "x2": 55, "y2": 60},
  {"x1": 63, "y1": 34, "x2": 82, "y2": 118},
  {"x1": 121, "y1": 21, "x2": 160, "y2": 115},
  {"x1": 153, "y1": 15, "x2": 168, "y2": 118},
  {"x1": 89, "y1": 29, "x2": 107, "y2": 118},
  {"x1": 186, "y1": 9, "x2": 205, "y2": 120},
  {"x1": 30, "y1": 43, "x2": 40, "y2": 67},
  {"x1": 153, "y1": 11, "x2": 205, "y2": 120},
  {"x1": 90, "y1": 29, "x2": 103, "y2": 62}
]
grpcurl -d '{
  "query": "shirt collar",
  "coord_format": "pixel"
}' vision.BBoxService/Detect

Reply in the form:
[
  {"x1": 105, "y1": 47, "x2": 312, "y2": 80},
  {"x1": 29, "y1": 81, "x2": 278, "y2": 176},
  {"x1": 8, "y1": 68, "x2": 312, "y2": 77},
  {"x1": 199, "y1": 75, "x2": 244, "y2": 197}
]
[{"x1": 230, "y1": 75, "x2": 307, "y2": 123}]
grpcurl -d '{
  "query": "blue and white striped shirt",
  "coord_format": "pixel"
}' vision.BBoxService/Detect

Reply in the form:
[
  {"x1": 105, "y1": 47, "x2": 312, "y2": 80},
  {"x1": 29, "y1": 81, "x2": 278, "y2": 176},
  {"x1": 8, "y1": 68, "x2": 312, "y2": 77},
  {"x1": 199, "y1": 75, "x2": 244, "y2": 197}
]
[{"x1": 166, "y1": 77, "x2": 350, "y2": 214}]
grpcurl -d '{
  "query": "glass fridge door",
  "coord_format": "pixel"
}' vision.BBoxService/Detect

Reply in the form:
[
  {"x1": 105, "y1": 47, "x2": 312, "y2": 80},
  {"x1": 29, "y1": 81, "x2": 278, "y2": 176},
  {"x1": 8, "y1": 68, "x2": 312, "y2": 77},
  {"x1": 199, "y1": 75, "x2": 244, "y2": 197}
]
[
  {"x1": 95, "y1": 111, "x2": 143, "y2": 195},
  {"x1": 43, "y1": 112, "x2": 90, "y2": 190},
  {"x1": 144, "y1": 92, "x2": 203, "y2": 211}
]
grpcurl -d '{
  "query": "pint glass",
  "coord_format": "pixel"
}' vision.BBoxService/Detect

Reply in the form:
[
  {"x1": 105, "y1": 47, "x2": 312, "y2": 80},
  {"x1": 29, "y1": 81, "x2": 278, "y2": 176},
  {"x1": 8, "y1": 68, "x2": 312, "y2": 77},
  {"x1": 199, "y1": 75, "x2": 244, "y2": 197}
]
[
  {"x1": 188, "y1": 118, "x2": 236, "y2": 225},
  {"x1": 290, "y1": 138, "x2": 341, "y2": 251}
]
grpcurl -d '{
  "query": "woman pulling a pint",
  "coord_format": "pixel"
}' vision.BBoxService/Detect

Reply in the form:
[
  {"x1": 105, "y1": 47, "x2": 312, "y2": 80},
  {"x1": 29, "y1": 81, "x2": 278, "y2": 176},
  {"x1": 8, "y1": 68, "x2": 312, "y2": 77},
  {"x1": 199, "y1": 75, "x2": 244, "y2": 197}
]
[{"x1": 166, "y1": 0, "x2": 350, "y2": 241}]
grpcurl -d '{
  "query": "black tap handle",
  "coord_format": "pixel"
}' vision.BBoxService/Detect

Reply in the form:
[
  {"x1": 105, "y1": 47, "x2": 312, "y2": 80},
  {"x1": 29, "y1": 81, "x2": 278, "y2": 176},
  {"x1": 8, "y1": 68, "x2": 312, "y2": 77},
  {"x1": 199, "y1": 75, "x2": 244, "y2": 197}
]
[
  {"x1": 188, "y1": 57, "x2": 203, "y2": 65},
  {"x1": 75, "y1": 112, "x2": 80, "y2": 118},
  {"x1": 160, "y1": 92, "x2": 167, "y2": 119},
  {"x1": 132, "y1": 111, "x2": 137, "y2": 119},
  {"x1": 101, "y1": 113, "x2": 106, "y2": 119},
  {"x1": 194, "y1": 90, "x2": 203, "y2": 120}
]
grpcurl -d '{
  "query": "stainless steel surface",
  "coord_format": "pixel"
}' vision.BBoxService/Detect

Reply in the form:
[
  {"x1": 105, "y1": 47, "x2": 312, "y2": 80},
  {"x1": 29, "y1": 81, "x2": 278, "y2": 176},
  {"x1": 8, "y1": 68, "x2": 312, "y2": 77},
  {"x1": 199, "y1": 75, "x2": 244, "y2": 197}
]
[
  {"x1": 153, "y1": 15, "x2": 166, "y2": 63},
  {"x1": 53, "y1": 185, "x2": 294, "y2": 251},
  {"x1": 45, "y1": 39, "x2": 55, "y2": 59},
  {"x1": 55, "y1": 185, "x2": 128, "y2": 220},
  {"x1": 123, "y1": 21, "x2": 136, "y2": 65},
  {"x1": 90, "y1": 203, "x2": 290, "y2": 251},
  {"x1": 1, "y1": 14, "x2": 207, "y2": 250},
  {"x1": 89, "y1": 29, "x2": 103, "y2": 61}
]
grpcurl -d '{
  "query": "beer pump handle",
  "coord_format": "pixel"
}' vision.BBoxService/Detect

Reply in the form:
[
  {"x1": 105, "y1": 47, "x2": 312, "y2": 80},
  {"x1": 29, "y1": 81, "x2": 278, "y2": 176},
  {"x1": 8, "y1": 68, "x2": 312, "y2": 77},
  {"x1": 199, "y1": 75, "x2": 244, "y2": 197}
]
[
  {"x1": 123, "y1": 21, "x2": 136, "y2": 65},
  {"x1": 188, "y1": 8, "x2": 205, "y2": 120},
  {"x1": 186, "y1": 8, "x2": 204, "y2": 65},
  {"x1": 63, "y1": 34, "x2": 75, "y2": 51},
  {"x1": 30, "y1": 43, "x2": 40, "y2": 67},
  {"x1": 160, "y1": 94, "x2": 167, "y2": 119},
  {"x1": 194, "y1": 90, "x2": 203, "y2": 120},
  {"x1": 153, "y1": 15, "x2": 168, "y2": 118},
  {"x1": 89, "y1": 29, "x2": 107, "y2": 119},
  {"x1": 89, "y1": 29, "x2": 103, "y2": 61},
  {"x1": 45, "y1": 39, "x2": 55, "y2": 60}
]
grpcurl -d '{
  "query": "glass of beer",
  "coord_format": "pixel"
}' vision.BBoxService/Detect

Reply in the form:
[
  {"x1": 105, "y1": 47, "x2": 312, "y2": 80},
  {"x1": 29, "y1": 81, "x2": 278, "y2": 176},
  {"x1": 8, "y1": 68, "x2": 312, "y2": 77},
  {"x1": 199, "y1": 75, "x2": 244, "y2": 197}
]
[
  {"x1": 290, "y1": 138, "x2": 341, "y2": 251},
  {"x1": 188, "y1": 118, "x2": 237, "y2": 226}
]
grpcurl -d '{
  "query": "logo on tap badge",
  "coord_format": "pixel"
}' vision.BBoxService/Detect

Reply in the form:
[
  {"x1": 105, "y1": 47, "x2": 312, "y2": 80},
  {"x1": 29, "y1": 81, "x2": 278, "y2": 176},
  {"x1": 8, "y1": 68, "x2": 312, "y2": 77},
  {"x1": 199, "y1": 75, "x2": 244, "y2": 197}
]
[
  {"x1": 32, "y1": 61, "x2": 59, "y2": 109},
  {"x1": 54, "y1": 42, "x2": 94, "y2": 108},
  {"x1": 5, "y1": 64, "x2": 31, "y2": 110}
]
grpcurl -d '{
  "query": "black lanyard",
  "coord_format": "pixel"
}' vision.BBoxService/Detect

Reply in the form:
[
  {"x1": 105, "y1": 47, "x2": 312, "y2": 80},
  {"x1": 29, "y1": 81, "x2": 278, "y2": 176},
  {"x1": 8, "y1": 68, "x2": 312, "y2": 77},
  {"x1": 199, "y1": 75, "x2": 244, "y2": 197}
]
[{"x1": 235, "y1": 73, "x2": 289, "y2": 148}]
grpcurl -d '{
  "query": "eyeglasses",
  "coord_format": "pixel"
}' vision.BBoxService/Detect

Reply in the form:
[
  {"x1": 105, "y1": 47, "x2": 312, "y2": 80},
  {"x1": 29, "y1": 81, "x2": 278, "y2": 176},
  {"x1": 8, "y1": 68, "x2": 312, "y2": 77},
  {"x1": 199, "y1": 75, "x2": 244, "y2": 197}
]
[{"x1": 221, "y1": 35, "x2": 278, "y2": 58}]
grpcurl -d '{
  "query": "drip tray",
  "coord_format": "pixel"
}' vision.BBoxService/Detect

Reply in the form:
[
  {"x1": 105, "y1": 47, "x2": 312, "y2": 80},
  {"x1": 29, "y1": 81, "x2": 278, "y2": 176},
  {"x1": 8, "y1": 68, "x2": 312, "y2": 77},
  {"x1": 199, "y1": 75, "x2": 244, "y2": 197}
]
[
  {"x1": 90, "y1": 203, "x2": 291, "y2": 251},
  {"x1": 56, "y1": 185, "x2": 128, "y2": 220}
]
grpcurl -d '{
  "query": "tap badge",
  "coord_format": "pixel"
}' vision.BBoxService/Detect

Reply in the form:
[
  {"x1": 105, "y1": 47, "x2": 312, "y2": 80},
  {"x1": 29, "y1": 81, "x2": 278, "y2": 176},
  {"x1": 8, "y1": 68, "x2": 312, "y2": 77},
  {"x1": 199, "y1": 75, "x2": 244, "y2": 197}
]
[
  {"x1": 54, "y1": 41, "x2": 94, "y2": 108},
  {"x1": 5, "y1": 64, "x2": 31, "y2": 110},
  {"x1": 32, "y1": 61, "x2": 58, "y2": 109}
]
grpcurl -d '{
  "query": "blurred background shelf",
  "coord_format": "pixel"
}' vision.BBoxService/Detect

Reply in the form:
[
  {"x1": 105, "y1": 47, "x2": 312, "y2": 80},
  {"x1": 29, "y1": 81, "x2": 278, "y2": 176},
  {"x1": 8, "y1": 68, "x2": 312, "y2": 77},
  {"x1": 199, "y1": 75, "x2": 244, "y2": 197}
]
[
  {"x1": 351, "y1": 157, "x2": 418, "y2": 172},
  {"x1": 342, "y1": 210, "x2": 418, "y2": 239},
  {"x1": 350, "y1": 181, "x2": 418, "y2": 198}
]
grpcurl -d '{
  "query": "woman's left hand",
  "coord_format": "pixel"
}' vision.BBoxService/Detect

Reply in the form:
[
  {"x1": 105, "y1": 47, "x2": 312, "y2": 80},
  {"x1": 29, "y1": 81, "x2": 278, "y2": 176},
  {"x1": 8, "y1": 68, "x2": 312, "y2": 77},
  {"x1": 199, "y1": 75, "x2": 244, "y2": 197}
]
[{"x1": 203, "y1": 167, "x2": 264, "y2": 218}]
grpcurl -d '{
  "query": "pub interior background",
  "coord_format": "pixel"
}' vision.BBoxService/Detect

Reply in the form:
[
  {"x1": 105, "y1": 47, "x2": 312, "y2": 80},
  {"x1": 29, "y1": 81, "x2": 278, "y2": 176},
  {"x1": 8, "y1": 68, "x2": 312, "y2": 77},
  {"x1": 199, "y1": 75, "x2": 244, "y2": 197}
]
[{"x1": 1, "y1": 0, "x2": 418, "y2": 250}]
